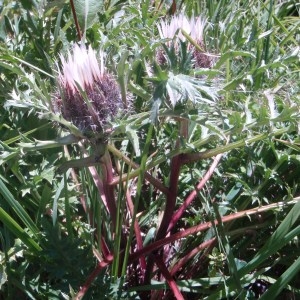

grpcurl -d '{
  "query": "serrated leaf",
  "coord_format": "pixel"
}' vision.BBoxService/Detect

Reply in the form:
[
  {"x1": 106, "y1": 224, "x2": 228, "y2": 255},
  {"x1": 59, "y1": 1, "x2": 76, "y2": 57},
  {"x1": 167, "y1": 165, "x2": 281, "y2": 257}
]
[
  {"x1": 166, "y1": 73, "x2": 217, "y2": 107},
  {"x1": 128, "y1": 81, "x2": 151, "y2": 100}
]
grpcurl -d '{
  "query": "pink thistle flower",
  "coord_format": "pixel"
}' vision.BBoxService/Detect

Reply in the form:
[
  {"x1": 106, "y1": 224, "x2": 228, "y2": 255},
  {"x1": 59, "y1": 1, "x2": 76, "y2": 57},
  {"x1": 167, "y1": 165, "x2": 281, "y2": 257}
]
[
  {"x1": 157, "y1": 14, "x2": 213, "y2": 68},
  {"x1": 58, "y1": 45, "x2": 104, "y2": 94},
  {"x1": 54, "y1": 44, "x2": 122, "y2": 135},
  {"x1": 157, "y1": 14, "x2": 205, "y2": 45}
]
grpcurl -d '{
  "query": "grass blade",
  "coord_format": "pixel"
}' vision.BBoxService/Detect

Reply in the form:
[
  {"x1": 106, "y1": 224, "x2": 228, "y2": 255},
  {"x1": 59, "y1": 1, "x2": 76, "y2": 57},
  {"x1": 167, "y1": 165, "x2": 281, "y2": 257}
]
[
  {"x1": 0, "y1": 207, "x2": 41, "y2": 252},
  {"x1": 260, "y1": 255, "x2": 300, "y2": 299},
  {"x1": 0, "y1": 178, "x2": 39, "y2": 237}
]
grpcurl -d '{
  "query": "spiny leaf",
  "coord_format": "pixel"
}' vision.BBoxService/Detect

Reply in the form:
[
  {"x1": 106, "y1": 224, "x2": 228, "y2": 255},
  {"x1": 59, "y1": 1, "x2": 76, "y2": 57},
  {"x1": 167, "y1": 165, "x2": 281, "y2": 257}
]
[{"x1": 166, "y1": 72, "x2": 218, "y2": 106}]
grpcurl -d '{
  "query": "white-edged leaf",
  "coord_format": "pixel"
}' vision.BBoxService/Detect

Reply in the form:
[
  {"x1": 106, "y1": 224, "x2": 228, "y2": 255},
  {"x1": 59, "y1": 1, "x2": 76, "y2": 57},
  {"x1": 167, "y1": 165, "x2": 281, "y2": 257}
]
[
  {"x1": 126, "y1": 126, "x2": 141, "y2": 157},
  {"x1": 166, "y1": 72, "x2": 218, "y2": 107}
]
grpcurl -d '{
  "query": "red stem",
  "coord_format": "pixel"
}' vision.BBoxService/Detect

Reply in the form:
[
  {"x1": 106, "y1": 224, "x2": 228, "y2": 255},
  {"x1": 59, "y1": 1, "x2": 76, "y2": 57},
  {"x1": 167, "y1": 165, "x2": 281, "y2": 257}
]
[
  {"x1": 170, "y1": 238, "x2": 216, "y2": 276},
  {"x1": 79, "y1": 142, "x2": 111, "y2": 215},
  {"x1": 75, "y1": 253, "x2": 114, "y2": 300},
  {"x1": 130, "y1": 200, "x2": 297, "y2": 262},
  {"x1": 185, "y1": 240, "x2": 216, "y2": 280},
  {"x1": 101, "y1": 236, "x2": 110, "y2": 259},
  {"x1": 167, "y1": 154, "x2": 223, "y2": 233},
  {"x1": 155, "y1": 154, "x2": 181, "y2": 240},
  {"x1": 108, "y1": 146, "x2": 169, "y2": 196},
  {"x1": 69, "y1": 0, "x2": 82, "y2": 40},
  {"x1": 126, "y1": 190, "x2": 147, "y2": 272},
  {"x1": 101, "y1": 152, "x2": 117, "y2": 227},
  {"x1": 143, "y1": 153, "x2": 181, "y2": 292},
  {"x1": 155, "y1": 120, "x2": 187, "y2": 241},
  {"x1": 76, "y1": 199, "x2": 298, "y2": 297},
  {"x1": 154, "y1": 255, "x2": 184, "y2": 300}
]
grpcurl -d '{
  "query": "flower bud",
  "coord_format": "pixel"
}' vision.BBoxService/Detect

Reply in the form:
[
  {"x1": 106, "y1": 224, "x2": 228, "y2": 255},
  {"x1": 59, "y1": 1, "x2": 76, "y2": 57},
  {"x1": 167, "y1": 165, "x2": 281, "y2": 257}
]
[
  {"x1": 157, "y1": 14, "x2": 213, "y2": 68},
  {"x1": 54, "y1": 44, "x2": 122, "y2": 136}
]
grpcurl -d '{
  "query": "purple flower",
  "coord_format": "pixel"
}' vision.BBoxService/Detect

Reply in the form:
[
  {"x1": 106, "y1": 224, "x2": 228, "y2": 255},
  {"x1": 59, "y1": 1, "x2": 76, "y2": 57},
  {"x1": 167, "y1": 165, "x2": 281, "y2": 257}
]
[
  {"x1": 54, "y1": 45, "x2": 122, "y2": 135},
  {"x1": 157, "y1": 13, "x2": 205, "y2": 47},
  {"x1": 157, "y1": 14, "x2": 213, "y2": 68}
]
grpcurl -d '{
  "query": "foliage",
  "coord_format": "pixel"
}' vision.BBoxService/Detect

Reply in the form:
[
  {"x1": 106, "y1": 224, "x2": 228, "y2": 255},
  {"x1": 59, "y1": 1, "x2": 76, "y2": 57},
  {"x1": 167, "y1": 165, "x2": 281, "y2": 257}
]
[{"x1": 0, "y1": 0, "x2": 299, "y2": 299}]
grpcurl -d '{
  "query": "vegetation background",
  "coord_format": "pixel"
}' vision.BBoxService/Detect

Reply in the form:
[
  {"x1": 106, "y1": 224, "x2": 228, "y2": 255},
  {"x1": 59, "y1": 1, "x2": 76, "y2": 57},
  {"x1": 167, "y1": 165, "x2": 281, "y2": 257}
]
[{"x1": 0, "y1": 0, "x2": 299, "y2": 299}]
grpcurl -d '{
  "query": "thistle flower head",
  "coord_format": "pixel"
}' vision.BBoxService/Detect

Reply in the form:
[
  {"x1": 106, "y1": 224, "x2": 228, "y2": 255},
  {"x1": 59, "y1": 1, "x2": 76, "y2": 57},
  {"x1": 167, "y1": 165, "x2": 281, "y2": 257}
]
[
  {"x1": 157, "y1": 14, "x2": 213, "y2": 68},
  {"x1": 58, "y1": 44, "x2": 104, "y2": 94},
  {"x1": 157, "y1": 13, "x2": 205, "y2": 46},
  {"x1": 54, "y1": 44, "x2": 122, "y2": 135}
]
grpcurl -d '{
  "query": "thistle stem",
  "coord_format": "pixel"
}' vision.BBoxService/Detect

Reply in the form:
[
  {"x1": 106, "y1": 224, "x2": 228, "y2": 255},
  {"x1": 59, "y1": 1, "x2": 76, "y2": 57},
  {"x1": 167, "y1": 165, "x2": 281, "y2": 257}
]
[
  {"x1": 155, "y1": 119, "x2": 188, "y2": 240},
  {"x1": 69, "y1": 0, "x2": 82, "y2": 40},
  {"x1": 100, "y1": 150, "x2": 117, "y2": 228},
  {"x1": 130, "y1": 198, "x2": 300, "y2": 262},
  {"x1": 167, "y1": 153, "x2": 223, "y2": 233}
]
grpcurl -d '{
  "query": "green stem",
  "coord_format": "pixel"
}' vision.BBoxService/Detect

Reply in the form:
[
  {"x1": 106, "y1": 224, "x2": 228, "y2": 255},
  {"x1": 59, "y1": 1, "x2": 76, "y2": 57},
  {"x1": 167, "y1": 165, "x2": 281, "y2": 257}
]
[
  {"x1": 107, "y1": 144, "x2": 169, "y2": 195},
  {"x1": 116, "y1": 126, "x2": 292, "y2": 183}
]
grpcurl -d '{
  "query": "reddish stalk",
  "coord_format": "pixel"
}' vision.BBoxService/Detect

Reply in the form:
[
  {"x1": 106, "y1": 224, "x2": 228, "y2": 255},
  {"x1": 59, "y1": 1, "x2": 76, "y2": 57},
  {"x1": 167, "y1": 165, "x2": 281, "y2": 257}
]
[
  {"x1": 126, "y1": 190, "x2": 147, "y2": 272},
  {"x1": 170, "y1": 238, "x2": 216, "y2": 276},
  {"x1": 130, "y1": 199, "x2": 298, "y2": 262},
  {"x1": 164, "y1": 239, "x2": 217, "y2": 300},
  {"x1": 75, "y1": 253, "x2": 114, "y2": 300},
  {"x1": 100, "y1": 151, "x2": 117, "y2": 227},
  {"x1": 75, "y1": 199, "x2": 299, "y2": 297},
  {"x1": 155, "y1": 120, "x2": 188, "y2": 241},
  {"x1": 167, "y1": 153, "x2": 223, "y2": 233},
  {"x1": 100, "y1": 236, "x2": 110, "y2": 259},
  {"x1": 154, "y1": 255, "x2": 184, "y2": 300},
  {"x1": 79, "y1": 143, "x2": 111, "y2": 216},
  {"x1": 69, "y1": 0, "x2": 82, "y2": 40},
  {"x1": 155, "y1": 154, "x2": 181, "y2": 240},
  {"x1": 144, "y1": 121, "x2": 186, "y2": 289},
  {"x1": 143, "y1": 144, "x2": 181, "y2": 286},
  {"x1": 184, "y1": 238, "x2": 216, "y2": 280}
]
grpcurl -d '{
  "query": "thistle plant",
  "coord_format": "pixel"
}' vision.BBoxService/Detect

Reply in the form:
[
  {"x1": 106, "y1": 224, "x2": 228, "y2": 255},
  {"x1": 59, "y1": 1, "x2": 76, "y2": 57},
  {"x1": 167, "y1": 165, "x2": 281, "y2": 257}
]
[{"x1": 0, "y1": 1, "x2": 299, "y2": 299}]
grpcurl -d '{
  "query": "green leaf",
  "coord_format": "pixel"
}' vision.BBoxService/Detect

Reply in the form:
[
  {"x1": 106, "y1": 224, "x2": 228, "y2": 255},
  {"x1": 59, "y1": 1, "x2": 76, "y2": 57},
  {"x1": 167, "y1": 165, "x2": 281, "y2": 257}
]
[
  {"x1": 0, "y1": 178, "x2": 40, "y2": 238},
  {"x1": 74, "y1": 0, "x2": 104, "y2": 32},
  {"x1": 260, "y1": 256, "x2": 300, "y2": 299},
  {"x1": 126, "y1": 126, "x2": 141, "y2": 157},
  {"x1": 52, "y1": 171, "x2": 70, "y2": 226},
  {"x1": 128, "y1": 81, "x2": 151, "y2": 100},
  {"x1": 166, "y1": 73, "x2": 218, "y2": 107},
  {"x1": 240, "y1": 200, "x2": 300, "y2": 276},
  {"x1": 0, "y1": 208, "x2": 41, "y2": 252},
  {"x1": 213, "y1": 51, "x2": 256, "y2": 70}
]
